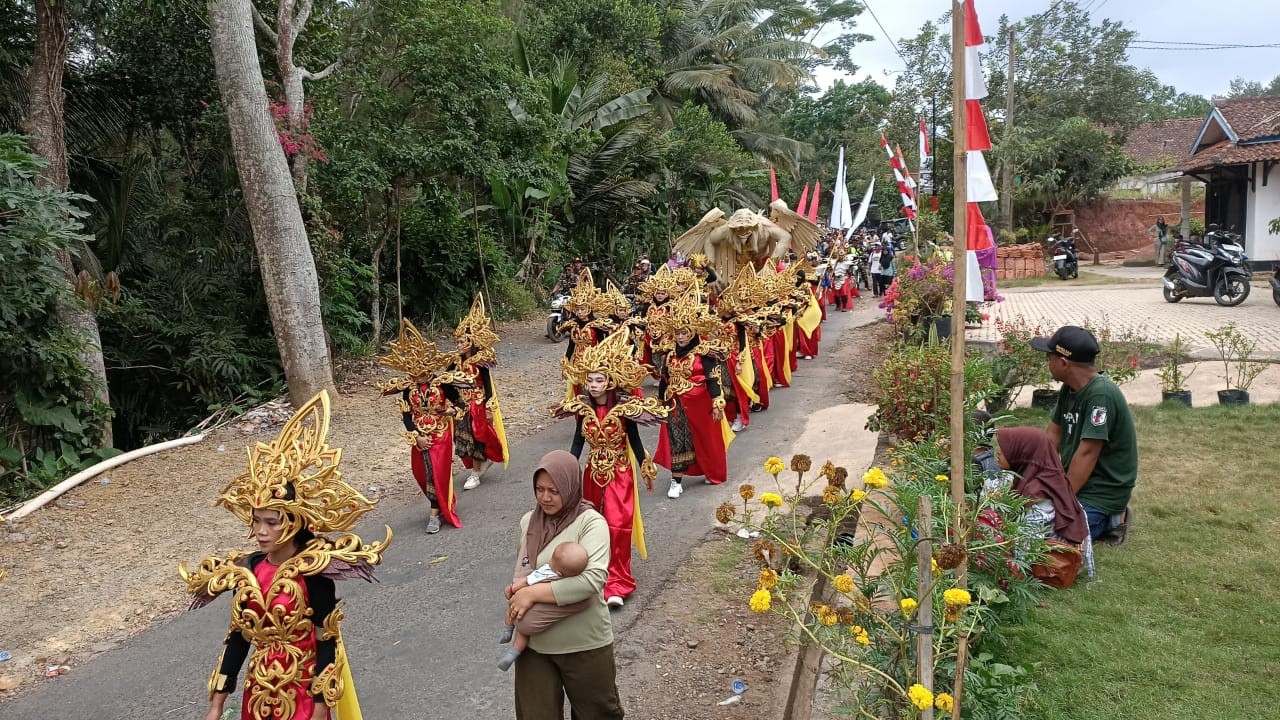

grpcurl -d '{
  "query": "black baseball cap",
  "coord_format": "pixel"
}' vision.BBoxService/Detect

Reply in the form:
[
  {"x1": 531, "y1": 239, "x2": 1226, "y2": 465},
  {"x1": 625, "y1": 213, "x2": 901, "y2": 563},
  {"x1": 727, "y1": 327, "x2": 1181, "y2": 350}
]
[{"x1": 1030, "y1": 326, "x2": 1099, "y2": 363}]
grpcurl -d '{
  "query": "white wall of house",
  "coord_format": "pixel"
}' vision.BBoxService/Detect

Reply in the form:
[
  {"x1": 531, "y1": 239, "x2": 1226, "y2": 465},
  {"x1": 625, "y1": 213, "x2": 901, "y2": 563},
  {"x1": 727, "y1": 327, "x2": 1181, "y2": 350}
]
[
  {"x1": 1113, "y1": 171, "x2": 1183, "y2": 197},
  {"x1": 1246, "y1": 161, "x2": 1280, "y2": 262}
]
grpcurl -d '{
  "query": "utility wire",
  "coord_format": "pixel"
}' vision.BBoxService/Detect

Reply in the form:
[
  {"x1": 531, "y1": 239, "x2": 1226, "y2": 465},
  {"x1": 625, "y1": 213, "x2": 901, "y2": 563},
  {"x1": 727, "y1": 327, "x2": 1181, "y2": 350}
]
[{"x1": 859, "y1": 0, "x2": 911, "y2": 71}]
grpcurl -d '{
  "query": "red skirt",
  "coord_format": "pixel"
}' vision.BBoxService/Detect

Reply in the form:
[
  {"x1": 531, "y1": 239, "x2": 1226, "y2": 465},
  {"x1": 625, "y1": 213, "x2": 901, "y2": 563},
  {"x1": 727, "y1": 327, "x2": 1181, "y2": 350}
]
[
  {"x1": 656, "y1": 386, "x2": 729, "y2": 484},
  {"x1": 410, "y1": 432, "x2": 461, "y2": 528}
]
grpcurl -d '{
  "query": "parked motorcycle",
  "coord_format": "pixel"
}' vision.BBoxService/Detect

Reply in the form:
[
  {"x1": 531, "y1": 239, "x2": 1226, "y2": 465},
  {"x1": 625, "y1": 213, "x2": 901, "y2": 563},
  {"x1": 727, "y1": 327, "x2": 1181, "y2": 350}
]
[
  {"x1": 546, "y1": 292, "x2": 569, "y2": 342},
  {"x1": 1050, "y1": 235, "x2": 1079, "y2": 280},
  {"x1": 1269, "y1": 267, "x2": 1280, "y2": 307},
  {"x1": 1162, "y1": 229, "x2": 1252, "y2": 306}
]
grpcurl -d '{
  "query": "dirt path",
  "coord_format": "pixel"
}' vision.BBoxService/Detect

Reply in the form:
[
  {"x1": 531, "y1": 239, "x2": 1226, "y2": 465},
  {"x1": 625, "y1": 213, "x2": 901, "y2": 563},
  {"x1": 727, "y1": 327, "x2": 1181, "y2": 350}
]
[{"x1": 0, "y1": 317, "x2": 564, "y2": 695}]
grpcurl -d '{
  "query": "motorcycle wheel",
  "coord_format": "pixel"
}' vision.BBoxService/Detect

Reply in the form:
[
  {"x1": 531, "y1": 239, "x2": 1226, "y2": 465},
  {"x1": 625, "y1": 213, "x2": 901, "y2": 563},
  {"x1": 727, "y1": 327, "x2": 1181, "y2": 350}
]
[
  {"x1": 1214, "y1": 276, "x2": 1251, "y2": 307},
  {"x1": 1273, "y1": 287, "x2": 1280, "y2": 308},
  {"x1": 547, "y1": 316, "x2": 566, "y2": 343},
  {"x1": 1162, "y1": 283, "x2": 1182, "y2": 303},
  {"x1": 1070, "y1": 264, "x2": 1079, "y2": 280}
]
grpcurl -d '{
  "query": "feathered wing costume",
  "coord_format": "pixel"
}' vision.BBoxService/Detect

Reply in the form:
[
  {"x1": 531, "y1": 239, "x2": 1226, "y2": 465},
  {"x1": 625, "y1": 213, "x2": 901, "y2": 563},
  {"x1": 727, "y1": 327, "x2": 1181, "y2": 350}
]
[
  {"x1": 180, "y1": 390, "x2": 391, "y2": 720},
  {"x1": 673, "y1": 200, "x2": 820, "y2": 289}
]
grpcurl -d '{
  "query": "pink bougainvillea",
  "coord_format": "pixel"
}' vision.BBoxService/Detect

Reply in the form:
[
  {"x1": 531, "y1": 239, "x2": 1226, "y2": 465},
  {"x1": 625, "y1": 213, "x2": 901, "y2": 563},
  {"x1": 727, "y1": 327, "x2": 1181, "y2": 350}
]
[{"x1": 268, "y1": 101, "x2": 329, "y2": 163}]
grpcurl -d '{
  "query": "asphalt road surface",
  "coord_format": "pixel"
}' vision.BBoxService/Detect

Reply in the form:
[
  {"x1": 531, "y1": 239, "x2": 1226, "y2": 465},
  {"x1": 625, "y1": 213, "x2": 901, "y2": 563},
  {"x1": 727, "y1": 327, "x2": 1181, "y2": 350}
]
[{"x1": 2, "y1": 306, "x2": 874, "y2": 720}]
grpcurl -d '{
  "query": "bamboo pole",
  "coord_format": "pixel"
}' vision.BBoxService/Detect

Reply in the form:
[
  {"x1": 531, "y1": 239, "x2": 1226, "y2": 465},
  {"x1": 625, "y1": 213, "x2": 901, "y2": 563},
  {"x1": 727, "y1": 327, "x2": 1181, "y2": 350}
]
[
  {"x1": 949, "y1": 0, "x2": 969, "y2": 589},
  {"x1": 915, "y1": 496, "x2": 935, "y2": 720}
]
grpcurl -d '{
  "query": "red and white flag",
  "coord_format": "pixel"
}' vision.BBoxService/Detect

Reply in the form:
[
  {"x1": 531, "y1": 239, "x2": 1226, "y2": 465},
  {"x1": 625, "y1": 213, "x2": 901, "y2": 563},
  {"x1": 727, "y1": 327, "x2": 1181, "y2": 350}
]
[
  {"x1": 962, "y1": 0, "x2": 996, "y2": 302},
  {"x1": 918, "y1": 116, "x2": 934, "y2": 202},
  {"x1": 880, "y1": 134, "x2": 917, "y2": 221}
]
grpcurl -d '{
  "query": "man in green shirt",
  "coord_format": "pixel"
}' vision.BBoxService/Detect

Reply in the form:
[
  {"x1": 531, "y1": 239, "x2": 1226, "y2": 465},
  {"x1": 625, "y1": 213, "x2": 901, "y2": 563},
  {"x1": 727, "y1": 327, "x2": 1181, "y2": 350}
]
[{"x1": 1032, "y1": 326, "x2": 1138, "y2": 544}]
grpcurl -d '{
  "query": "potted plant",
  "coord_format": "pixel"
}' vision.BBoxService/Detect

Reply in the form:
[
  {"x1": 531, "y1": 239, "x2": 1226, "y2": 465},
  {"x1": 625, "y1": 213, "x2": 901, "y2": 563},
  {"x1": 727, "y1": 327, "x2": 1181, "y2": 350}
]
[
  {"x1": 1204, "y1": 322, "x2": 1267, "y2": 404},
  {"x1": 879, "y1": 255, "x2": 954, "y2": 341},
  {"x1": 1155, "y1": 334, "x2": 1196, "y2": 406},
  {"x1": 985, "y1": 315, "x2": 1052, "y2": 412}
]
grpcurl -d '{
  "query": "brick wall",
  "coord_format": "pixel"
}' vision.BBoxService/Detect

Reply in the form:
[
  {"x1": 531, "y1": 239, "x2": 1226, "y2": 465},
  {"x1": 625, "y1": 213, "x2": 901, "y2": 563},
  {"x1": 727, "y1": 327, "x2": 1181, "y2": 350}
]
[
  {"x1": 994, "y1": 243, "x2": 1047, "y2": 280},
  {"x1": 1071, "y1": 197, "x2": 1205, "y2": 254}
]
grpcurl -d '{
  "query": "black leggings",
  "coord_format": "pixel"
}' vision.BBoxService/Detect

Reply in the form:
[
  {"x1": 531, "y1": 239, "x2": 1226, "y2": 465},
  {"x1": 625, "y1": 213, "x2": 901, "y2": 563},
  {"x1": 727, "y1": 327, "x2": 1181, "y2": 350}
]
[{"x1": 873, "y1": 274, "x2": 892, "y2": 296}]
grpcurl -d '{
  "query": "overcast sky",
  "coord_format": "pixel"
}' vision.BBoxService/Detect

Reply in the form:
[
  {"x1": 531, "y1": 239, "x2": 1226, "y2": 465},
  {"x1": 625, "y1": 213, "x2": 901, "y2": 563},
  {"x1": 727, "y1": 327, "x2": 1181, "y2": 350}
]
[{"x1": 818, "y1": 0, "x2": 1280, "y2": 99}]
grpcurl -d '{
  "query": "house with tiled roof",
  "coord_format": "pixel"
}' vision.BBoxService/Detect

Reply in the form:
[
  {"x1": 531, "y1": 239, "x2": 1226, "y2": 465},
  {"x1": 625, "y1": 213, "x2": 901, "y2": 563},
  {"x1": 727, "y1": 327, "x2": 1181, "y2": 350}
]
[
  {"x1": 1174, "y1": 95, "x2": 1280, "y2": 265},
  {"x1": 1113, "y1": 117, "x2": 1204, "y2": 195}
]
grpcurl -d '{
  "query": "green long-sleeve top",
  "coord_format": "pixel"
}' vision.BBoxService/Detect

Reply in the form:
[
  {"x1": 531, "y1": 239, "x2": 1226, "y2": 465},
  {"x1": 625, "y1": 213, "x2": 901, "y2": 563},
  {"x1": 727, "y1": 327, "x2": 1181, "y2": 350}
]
[{"x1": 517, "y1": 509, "x2": 614, "y2": 654}]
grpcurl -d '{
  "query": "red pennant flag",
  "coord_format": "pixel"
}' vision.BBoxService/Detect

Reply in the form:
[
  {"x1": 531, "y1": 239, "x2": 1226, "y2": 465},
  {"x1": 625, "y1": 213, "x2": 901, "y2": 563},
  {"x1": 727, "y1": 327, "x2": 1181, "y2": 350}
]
[
  {"x1": 808, "y1": 181, "x2": 821, "y2": 223},
  {"x1": 769, "y1": 165, "x2": 779, "y2": 203},
  {"x1": 796, "y1": 183, "x2": 810, "y2": 216}
]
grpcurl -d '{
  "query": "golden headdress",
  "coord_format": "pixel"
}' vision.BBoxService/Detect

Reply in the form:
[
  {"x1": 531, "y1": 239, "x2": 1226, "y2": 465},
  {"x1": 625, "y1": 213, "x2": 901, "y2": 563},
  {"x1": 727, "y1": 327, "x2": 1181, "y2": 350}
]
[
  {"x1": 454, "y1": 293, "x2": 500, "y2": 352},
  {"x1": 375, "y1": 319, "x2": 455, "y2": 393},
  {"x1": 604, "y1": 279, "x2": 631, "y2": 316},
  {"x1": 217, "y1": 390, "x2": 375, "y2": 543},
  {"x1": 715, "y1": 264, "x2": 758, "y2": 316},
  {"x1": 688, "y1": 253, "x2": 709, "y2": 270},
  {"x1": 637, "y1": 265, "x2": 680, "y2": 301},
  {"x1": 652, "y1": 289, "x2": 719, "y2": 339},
  {"x1": 562, "y1": 329, "x2": 648, "y2": 390},
  {"x1": 564, "y1": 268, "x2": 609, "y2": 315}
]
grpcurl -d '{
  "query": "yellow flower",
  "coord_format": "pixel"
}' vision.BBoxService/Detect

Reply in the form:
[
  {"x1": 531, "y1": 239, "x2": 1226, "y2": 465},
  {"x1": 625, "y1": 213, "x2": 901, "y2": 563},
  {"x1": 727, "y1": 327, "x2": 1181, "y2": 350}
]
[
  {"x1": 931, "y1": 558, "x2": 941, "y2": 575},
  {"x1": 855, "y1": 629, "x2": 870, "y2": 645},
  {"x1": 849, "y1": 488, "x2": 867, "y2": 503},
  {"x1": 935, "y1": 474, "x2": 949, "y2": 483},
  {"x1": 861, "y1": 467, "x2": 889, "y2": 489},
  {"x1": 908, "y1": 684, "x2": 934, "y2": 710},
  {"x1": 943, "y1": 588, "x2": 972, "y2": 607},
  {"x1": 833, "y1": 574, "x2": 855, "y2": 594},
  {"x1": 935, "y1": 692, "x2": 955, "y2": 713},
  {"x1": 738, "y1": 483, "x2": 756, "y2": 501},
  {"x1": 890, "y1": 457, "x2": 903, "y2": 467},
  {"x1": 759, "y1": 567, "x2": 779, "y2": 590},
  {"x1": 764, "y1": 456, "x2": 785, "y2": 475},
  {"x1": 760, "y1": 492, "x2": 783, "y2": 508},
  {"x1": 749, "y1": 589, "x2": 772, "y2": 613},
  {"x1": 816, "y1": 605, "x2": 838, "y2": 626},
  {"x1": 900, "y1": 597, "x2": 918, "y2": 616},
  {"x1": 822, "y1": 486, "x2": 841, "y2": 505}
]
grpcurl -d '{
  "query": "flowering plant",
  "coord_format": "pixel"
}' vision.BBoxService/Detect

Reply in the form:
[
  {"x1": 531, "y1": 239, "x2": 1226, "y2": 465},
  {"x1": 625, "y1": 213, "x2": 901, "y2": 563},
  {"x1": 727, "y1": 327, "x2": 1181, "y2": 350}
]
[{"x1": 881, "y1": 253, "x2": 1003, "y2": 334}]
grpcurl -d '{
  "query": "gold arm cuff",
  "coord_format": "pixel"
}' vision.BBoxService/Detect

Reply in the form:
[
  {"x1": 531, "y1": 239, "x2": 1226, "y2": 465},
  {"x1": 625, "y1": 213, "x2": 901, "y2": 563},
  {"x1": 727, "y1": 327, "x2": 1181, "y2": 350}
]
[{"x1": 712, "y1": 397, "x2": 726, "y2": 410}]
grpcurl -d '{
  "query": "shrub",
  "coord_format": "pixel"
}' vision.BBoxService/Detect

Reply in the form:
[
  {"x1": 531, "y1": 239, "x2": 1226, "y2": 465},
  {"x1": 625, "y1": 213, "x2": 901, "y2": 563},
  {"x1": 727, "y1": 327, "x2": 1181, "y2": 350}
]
[{"x1": 868, "y1": 342, "x2": 996, "y2": 441}]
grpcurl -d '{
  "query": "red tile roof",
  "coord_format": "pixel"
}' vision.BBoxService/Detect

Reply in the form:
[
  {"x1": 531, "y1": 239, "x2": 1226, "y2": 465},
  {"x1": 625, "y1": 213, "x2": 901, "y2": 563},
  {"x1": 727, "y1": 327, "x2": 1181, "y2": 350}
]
[
  {"x1": 1120, "y1": 118, "x2": 1203, "y2": 168},
  {"x1": 1175, "y1": 95, "x2": 1280, "y2": 173}
]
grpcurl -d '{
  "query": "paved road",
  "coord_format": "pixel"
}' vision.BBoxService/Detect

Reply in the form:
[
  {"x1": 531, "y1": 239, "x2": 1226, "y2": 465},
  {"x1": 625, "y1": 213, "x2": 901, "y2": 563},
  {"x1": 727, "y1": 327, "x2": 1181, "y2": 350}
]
[
  {"x1": 2, "y1": 306, "x2": 876, "y2": 720},
  {"x1": 971, "y1": 277, "x2": 1280, "y2": 356}
]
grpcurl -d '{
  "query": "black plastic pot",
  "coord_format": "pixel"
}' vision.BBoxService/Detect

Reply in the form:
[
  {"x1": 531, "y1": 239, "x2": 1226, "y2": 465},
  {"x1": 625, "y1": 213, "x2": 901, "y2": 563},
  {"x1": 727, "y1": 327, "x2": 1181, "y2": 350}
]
[
  {"x1": 1161, "y1": 390, "x2": 1192, "y2": 407},
  {"x1": 1031, "y1": 388, "x2": 1059, "y2": 409},
  {"x1": 1218, "y1": 389, "x2": 1250, "y2": 405},
  {"x1": 921, "y1": 315, "x2": 952, "y2": 340},
  {"x1": 985, "y1": 390, "x2": 1013, "y2": 413}
]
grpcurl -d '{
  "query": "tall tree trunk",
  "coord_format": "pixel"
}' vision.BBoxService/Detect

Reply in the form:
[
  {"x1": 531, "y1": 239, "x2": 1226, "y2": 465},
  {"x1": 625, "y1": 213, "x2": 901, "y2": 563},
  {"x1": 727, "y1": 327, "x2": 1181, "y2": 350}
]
[
  {"x1": 209, "y1": 0, "x2": 335, "y2": 407},
  {"x1": 277, "y1": 1, "x2": 310, "y2": 195},
  {"x1": 23, "y1": 0, "x2": 113, "y2": 447}
]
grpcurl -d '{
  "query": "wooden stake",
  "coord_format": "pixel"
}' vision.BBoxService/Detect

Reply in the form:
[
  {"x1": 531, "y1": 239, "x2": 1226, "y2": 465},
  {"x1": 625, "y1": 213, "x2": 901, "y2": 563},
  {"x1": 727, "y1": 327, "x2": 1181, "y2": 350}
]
[
  {"x1": 949, "y1": 0, "x2": 969, "y2": 589},
  {"x1": 951, "y1": 635, "x2": 970, "y2": 719},
  {"x1": 916, "y1": 496, "x2": 935, "y2": 720}
]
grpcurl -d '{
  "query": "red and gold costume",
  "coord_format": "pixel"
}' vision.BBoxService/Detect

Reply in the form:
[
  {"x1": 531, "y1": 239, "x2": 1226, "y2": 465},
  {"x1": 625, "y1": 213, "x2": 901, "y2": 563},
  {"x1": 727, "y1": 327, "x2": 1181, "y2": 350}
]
[
  {"x1": 792, "y1": 262, "x2": 824, "y2": 359},
  {"x1": 712, "y1": 266, "x2": 766, "y2": 429},
  {"x1": 559, "y1": 269, "x2": 615, "y2": 397},
  {"x1": 181, "y1": 391, "x2": 391, "y2": 720},
  {"x1": 653, "y1": 293, "x2": 735, "y2": 484},
  {"x1": 452, "y1": 294, "x2": 509, "y2": 470},
  {"x1": 377, "y1": 319, "x2": 470, "y2": 528},
  {"x1": 635, "y1": 266, "x2": 680, "y2": 371},
  {"x1": 552, "y1": 331, "x2": 667, "y2": 600}
]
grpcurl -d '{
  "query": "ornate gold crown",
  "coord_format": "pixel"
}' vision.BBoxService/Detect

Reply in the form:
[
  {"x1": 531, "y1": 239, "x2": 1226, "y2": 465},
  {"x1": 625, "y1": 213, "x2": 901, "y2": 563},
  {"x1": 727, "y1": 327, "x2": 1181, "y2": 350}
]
[
  {"x1": 652, "y1": 289, "x2": 719, "y2": 338},
  {"x1": 562, "y1": 328, "x2": 648, "y2": 390},
  {"x1": 454, "y1": 293, "x2": 500, "y2": 351},
  {"x1": 604, "y1": 279, "x2": 631, "y2": 316},
  {"x1": 377, "y1": 319, "x2": 455, "y2": 383},
  {"x1": 565, "y1": 268, "x2": 610, "y2": 315},
  {"x1": 688, "y1": 253, "x2": 709, "y2": 269},
  {"x1": 217, "y1": 390, "x2": 375, "y2": 542},
  {"x1": 637, "y1": 265, "x2": 680, "y2": 300},
  {"x1": 715, "y1": 264, "x2": 759, "y2": 315}
]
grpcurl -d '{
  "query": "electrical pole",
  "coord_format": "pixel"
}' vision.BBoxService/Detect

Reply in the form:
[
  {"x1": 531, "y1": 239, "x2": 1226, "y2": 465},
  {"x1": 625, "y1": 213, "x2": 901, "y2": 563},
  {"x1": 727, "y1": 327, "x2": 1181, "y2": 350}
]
[{"x1": 1001, "y1": 28, "x2": 1016, "y2": 233}]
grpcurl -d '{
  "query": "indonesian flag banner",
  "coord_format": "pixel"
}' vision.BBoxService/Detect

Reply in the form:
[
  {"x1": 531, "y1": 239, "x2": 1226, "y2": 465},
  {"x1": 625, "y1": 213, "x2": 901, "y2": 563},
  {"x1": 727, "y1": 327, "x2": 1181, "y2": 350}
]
[
  {"x1": 880, "y1": 134, "x2": 917, "y2": 221},
  {"x1": 963, "y1": 0, "x2": 996, "y2": 303}
]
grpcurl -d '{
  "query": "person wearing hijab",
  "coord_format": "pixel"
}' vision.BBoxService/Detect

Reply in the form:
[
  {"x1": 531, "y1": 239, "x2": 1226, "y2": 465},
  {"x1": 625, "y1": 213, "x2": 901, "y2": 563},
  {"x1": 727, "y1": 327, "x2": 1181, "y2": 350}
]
[
  {"x1": 993, "y1": 427, "x2": 1090, "y2": 545},
  {"x1": 507, "y1": 450, "x2": 623, "y2": 720}
]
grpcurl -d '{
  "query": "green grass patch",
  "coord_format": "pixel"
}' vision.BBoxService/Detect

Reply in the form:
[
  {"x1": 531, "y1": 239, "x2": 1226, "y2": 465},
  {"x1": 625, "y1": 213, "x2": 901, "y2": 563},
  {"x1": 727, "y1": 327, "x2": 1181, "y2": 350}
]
[
  {"x1": 999, "y1": 270, "x2": 1132, "y2": 289},
  {"x1": 995, "y1": 402, "x2": 1280, "y2": 720}
]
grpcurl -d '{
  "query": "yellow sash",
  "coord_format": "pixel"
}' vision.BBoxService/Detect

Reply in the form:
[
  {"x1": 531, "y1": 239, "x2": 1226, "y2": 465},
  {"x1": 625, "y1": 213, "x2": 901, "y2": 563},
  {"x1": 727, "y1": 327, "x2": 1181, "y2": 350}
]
[
  {"x1": 334, "y1": 639, "x2": 362, "y2": 720},
  {"x1": 489, "y1": 376, "x2": 510, "y2": 467},
  {"x1": 780, "y1": 317, "x2": 794, "y2": 384},
  {"x1": 798, "y1": 294, "x2": 822, "y2": 335},
  {"x1": 735, "y1": 349, "x2": 759, "y2": 404},
  {"x1": 626, "y1": 447, "x2": 647, "y2": 560}
]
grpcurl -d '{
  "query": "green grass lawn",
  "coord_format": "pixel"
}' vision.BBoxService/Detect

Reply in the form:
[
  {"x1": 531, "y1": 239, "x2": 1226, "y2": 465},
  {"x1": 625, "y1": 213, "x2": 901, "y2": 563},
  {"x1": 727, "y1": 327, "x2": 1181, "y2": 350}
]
[
  {"x1": 995, "y1": 403, "x2": 1280, "y2": 720},
  {"x1": 998, "y1": 270, "x2": 1132, "y2": 289}
]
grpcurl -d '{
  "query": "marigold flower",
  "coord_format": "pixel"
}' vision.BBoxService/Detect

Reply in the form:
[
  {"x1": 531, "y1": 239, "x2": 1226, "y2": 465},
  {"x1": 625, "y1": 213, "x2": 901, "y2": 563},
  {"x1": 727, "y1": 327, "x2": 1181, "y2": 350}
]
[
  {"x1": 820, "y1": 461, "x2": 838, "y2": 481},
  {"x1": 833, "y1": 467, "x2": 849, "y2": 489},
  {"x1": 943, "y1": 588, "x2": 972, "y2": 607},
  {"x1": 738, "y1": 483, "x2": 756, "y2": 501},
  {"x1": 760, "y1": 492, "x2": 783, "y2": 508},
  {"x1": 849, "y1": 625, "x2": 870, "y2": 644},
  {"x1": 752, "y1": 539, "x2": 779, "y2": 567},
  {"x1": 835, "y1": 607, "x2": 856, "y2": 625},
  {"x1": 935, "y1": 692, "x2": 955, "y2": 713},
  {"x1": 908, "y1": 684, "x2": 934, "y2": 710},
  {"x1": 816, "y1": 605, "x2": 838, "y2": 626},
  {"x1": 790, "y1": 454, "x2": 812, "y2": 473},
  {"x1": 849, "y1": 488, "x2": 867, "y2": 503},
  {"x1": 832, "y1": 574, "x2": 855, "y2": 594},
  {"x1": 749, "y1": 589, "x2": 772, "y2": 613},
  {"x1": 715, "y1": 502, "x2": 735, "y2": 524},
  {"x1": 935, "y1": 474, "x2": 949, "y2": 483},
  {"x1": 861, "y1": 467, "x2": 889, "y2": 489},
  {"x1": 931, "y1": 558, "x2": 941, "y2": 575},
  {"x1": 764, "y1": 456, "x2": 785, "y2": 475},
  {"x1": 758, "y1": 567, "x2": 778, "y2": 590},
  {"x1": 822, "y1": 486, "x2": 841, "y2": 505},
  {"x1": 900, "y1": 597, "x2": 918, "y2": 616}
]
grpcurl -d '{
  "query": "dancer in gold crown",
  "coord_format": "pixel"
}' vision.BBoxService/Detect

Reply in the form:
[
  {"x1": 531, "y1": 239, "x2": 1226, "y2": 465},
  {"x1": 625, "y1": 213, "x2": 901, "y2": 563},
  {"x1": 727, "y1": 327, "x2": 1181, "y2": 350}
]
[
  {"x1": 551, "y1": 330, "x2": 667, "y2": 607},
  {"x1": 182, "y1": 390, "x2": 391, "y2": 720},
  {"x1": 559, "y1": 269, "x2": 614, "y2": 397},
  {"x1": 376, "y1": 319, "x2": 471, "y2": 533},
  {"x1": 451, "y1": 294, "x2": 509, "y2": 491}
]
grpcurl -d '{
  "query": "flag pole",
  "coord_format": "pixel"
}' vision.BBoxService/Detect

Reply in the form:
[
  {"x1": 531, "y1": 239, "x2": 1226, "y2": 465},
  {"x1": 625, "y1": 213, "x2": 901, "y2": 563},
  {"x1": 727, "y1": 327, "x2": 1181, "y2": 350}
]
[{"x1": 949, "y1": 0, "x2": 969, "y2": 591}]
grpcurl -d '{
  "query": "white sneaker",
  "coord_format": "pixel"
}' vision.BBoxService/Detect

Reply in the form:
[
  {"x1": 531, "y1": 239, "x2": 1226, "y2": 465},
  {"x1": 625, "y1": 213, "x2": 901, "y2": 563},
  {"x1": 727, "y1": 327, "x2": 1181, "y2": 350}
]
[
  {"x1": 730, "y1": 418, "x2": 745, "y2": 432},
  {"x1": 463, "y1": 472, "x2": 481, "y2": 490},
  {"x1": 606, "y1": 595, "x2": 625, "y2": 609},
  {"x1": 667, "y1": 480, "x2": 684, "y2": 499}
]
